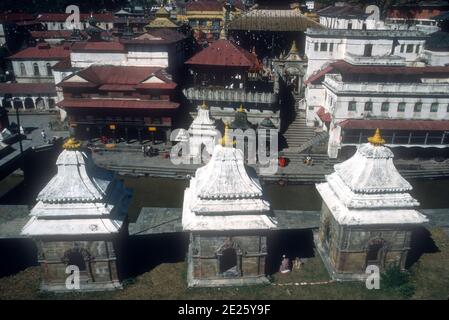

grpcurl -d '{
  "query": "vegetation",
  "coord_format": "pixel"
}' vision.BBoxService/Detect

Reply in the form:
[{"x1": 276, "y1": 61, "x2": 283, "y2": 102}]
[{"x1": 1, "y1": 228, "x2": 448, "y2": 300}]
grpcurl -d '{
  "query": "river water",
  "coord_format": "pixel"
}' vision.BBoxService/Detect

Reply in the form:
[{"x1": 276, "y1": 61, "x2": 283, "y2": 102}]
[{"x1": 2, "y1": 175, "x2": 449, "y2": 215}]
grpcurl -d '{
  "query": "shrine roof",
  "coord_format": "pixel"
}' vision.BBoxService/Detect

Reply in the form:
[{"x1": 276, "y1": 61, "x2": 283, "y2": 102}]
[{"x1": 185, "y1": 39, "x2": 259, "y2": 68}]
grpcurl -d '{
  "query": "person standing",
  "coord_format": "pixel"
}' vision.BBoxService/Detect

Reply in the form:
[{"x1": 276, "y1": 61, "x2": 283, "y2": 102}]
[
  {"x1": 41, "y1": 129, "x2": 47, "y2": 143},
  {"x1": 279, "y1": 254, "x2": 291, "y2": 274}
]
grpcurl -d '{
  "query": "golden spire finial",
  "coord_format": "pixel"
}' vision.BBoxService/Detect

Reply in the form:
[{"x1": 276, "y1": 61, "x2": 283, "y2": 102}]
[
  {"x1": 200, "y1": 100, "x2": 208, "y2": 110},
  {"x1": 220, "y1": 122, "x2": 235, "y2": 147},
  {"x1": 63, "y1": 137, "x2": 81, "y2": 150},
  {"x1": 237, "y1": 104, "x2": 245, "y2": 113},
  {"x1": 368, "y1": 128, "x2": 385, "y2": 146}
]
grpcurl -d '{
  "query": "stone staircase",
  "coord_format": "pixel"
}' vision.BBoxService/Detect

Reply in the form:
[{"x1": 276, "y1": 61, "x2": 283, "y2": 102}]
[{"x1": 283, "y1": 113, "x2": 317, "y2": 149}]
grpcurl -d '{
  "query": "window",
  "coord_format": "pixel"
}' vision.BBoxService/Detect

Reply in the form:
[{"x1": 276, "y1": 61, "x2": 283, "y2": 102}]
[
  {"x1": 46, "y1": 63, "x2": 52, "y2": 76},
  {"x1": 348, "y1": 21, "x2": 352, "y2": 30},
  {"x1": 430, "y1": 103, "x2": 439, "y2": 112},
  {"x1": 348, "y1": 101, "x2": 356, "y2": 111},
  {"x1": 320, "y1": 42, "x2": 328, "y2": 51},
  {"x1": 415, "y1": 45, "x2": 420, "y2": 53},
  {"x1": 20, "y1": 63, "x2": 26, "y2": 76},
  {"x1": 329, "y1": 43, "x2": 334, "y2": 52},
  {"x1": 406, "y1": 44, "x2": 413, "y2": 53},
  {"x1": 364, "y1": 101, "x2": 373, "y2": 111},
  {"x1": 398, "y1": 102, "x2": 406, "y2": 112},
  {"x1": 447, "y1": 104, "x2": 449, "y2": 112},
  {"x1": 364, "y1": 44, "x2": 373, "y2": 57},
  {"x1": 381, "y1": 102, "x2": 389, "y2": 112},
  {"x1": 414, "y1": 102, "x2": 422, "y2": 112},
  {"x1": 400, "y1": 44, "x2": 405, "y2": 53},
  {"x1": 33, "y1": 63, "x2": 40, "y2": 76},
  {"x1": 60, "y1": 23, "x2": 64, "y2": 29},
  {"x1": 314, "y1": 42, "x2": 319, "y2": 51}
]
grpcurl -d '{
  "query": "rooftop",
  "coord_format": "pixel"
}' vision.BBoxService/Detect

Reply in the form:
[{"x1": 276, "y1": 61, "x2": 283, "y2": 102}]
[
  {"x1": 229, "y1": 9, "x2": 323, "y2": 32},
  {"x1": 71, "y1": 41, "x2": 126, "y2": 53},
  {"x1": 36, "y1": 12, "x2": 114, "y2": 22},
  {"x1": 317, "y1": 4, "x2": 368, "y2": 19},
  {"x1": 185, "y1": 0, "x2": 224, "y2": 12},
  {"x1": 0, "y1": 83, "x2": 56, "y2": 95},
  {"x1": 185, "y1": 39, "x2": 260, "y2": 68},
  {"x1": 339, "y1": 119, "x2": 449, "y2": 132},
  {"x1": 9, "y1": 43, "x2": 72, "y2": 60}
]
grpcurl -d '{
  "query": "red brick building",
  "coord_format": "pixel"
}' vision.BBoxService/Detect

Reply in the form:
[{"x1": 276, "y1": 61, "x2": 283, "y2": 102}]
[{"x1": 57, "y1": 65, "x2": 179, "y2": 143}]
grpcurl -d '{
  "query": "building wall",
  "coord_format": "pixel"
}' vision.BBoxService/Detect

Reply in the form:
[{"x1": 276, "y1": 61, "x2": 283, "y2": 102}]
[
  {"x1": 190, "y1": 233, "x2": 267, "y2": 282},
  {"x1": 36, "y1": 239, "x2": 121, "y2": 292},
  {"x1": 71, "y1": 52, "x2": 127, "y2": 68},
  {"x1": 12, "y1": 59, "x2": 60, "y2": 83},
  {"x1": 318, "y1": 202, "x2": 413, "y2": 276},
  {"x1": 305, "y1": 35, "x2": 425, "y2": 78},
  {"x1": 0, "y1": 24, "x2": 5, "y2": 46},
  {"x1": 423, "y1": 49, "x2": 449, "y2": 67}
]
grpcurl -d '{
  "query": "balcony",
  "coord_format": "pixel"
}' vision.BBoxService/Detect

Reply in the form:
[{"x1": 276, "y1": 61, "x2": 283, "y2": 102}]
[
  {"x1": 324, "y1": 74, "x2": 449, "y2": 96},
  {"x1": 183, "y1": 87, "x2": 277, "y2": 105}
]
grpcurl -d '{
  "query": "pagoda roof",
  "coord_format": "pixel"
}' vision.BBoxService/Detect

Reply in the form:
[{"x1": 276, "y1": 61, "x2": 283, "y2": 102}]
[
  {"x1": 185, "y1": 0, "x2": 224, "y2": 12},
  {"x1": 185, "y1": 39, "x2": 259, "y2": 68},
  {"x1": 146, "y1": 17, "x2": 179, "y2": 29},
  {"x1": 0, "y1": 83, "x2": 56, "y2": 95},
  {"x1": 58, "y1": 65, "x2": 177, "y2": 90}
]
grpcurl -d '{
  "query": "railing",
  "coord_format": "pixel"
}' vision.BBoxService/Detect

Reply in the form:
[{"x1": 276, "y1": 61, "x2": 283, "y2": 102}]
[
  {"x1": 183, "y1": 87, "x2": 277, "y2": 104},
  {"x1": 324, "y1": 74, "x2": 449, "y2": 96},
  {"x1": 344, "y1": 52, "x2": 405, "y2": 66}
]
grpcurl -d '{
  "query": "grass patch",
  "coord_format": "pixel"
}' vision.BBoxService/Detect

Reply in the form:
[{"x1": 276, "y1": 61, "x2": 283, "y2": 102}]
[{"x1": 1, "y1": 228, "x2": 448, "y2": 300}]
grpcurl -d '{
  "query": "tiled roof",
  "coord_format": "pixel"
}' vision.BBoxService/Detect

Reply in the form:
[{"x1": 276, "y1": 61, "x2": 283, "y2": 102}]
[
  {"x1": 122, "y1": 29, "x2": 186, "y2": 44},
  {"x1": 228, "y1": 9, "x2": 324, "y2": 32},
  {"x1": 52, "y1": 58, "x2": 73, "y2": 71},
  {"x1": 71, "y1": 41, "x2": 126, "y2": 52},
  {"x1": 0, "y1": 13, "x2": 35, "y2": 22},
  {"x1": 30, "y1": 30, "x2": 73, "y2": 39},
  {"x1": 339, "y1": 119, "x2": 449, "y2": 131},
  {"x1": 185, "y1": 39, "x2": 259, "y2": 68},
  {"x1": 59, "y1": 65, "x2": 177, "y2": 90},
  {"x1": 0, "y1": 83, "x2": 56, "y2": 95},
  {"x1": 9, "y1": 43, "x2": 71, "y2": 60},
  {"x1": 186, "y1": 0, "x2": 223, "y2": 12},
  {"x1": 57, "y1": 99, "x2": 179, "y2": 110},
  {"x1": 36, "y1": 13, "x2": 114, "y2": 22}
]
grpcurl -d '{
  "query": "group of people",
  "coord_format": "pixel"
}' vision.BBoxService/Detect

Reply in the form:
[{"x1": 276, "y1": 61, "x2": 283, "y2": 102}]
[{"x1": 279, "y1": 255, "x2": 305, "y2": 274}]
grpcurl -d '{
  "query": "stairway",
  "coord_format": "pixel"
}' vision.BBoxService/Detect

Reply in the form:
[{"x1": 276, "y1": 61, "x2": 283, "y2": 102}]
[{"x1": 282, "y1": 110, "x2": 321, "y2": 151}]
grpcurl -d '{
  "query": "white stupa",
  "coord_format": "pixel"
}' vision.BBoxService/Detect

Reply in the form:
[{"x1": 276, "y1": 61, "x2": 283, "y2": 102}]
[
  {"x1": 316, "y1": 129, "x2": 428, "y2": 227},
  {"x1": 21, "y1": 138, "x2": 131, "y2": 236},
  {"x1": 182, "y1": 124, "x2": 276, "y2": 231},
  {"x1": 188, "y1": 101, "x2": 217, "y2": 160}
]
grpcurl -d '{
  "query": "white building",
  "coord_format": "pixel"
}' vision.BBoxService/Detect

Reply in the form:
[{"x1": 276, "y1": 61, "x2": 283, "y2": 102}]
[
  {"x1": 182, "y1": 128, "x2": 276, "y2": 287},
  {"x1": 21, "y1": 139, "x2": 132, "y2": 292},
  {"x1": 315, "y1": 129, "x2": 428, "y2": 280},
  {"x1": 306, "y1": 60, "x2": 449, "y2": 158}
]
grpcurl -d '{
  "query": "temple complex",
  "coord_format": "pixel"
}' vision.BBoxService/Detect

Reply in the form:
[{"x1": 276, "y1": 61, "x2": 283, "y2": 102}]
[
  {"x1": 314, "y1": 129, "x2": 428, "y2": 280},
  {"x1": 183, "y1": 33, "x2": 280, "y2": 131},
  {"x1": 21, "y1": 138, "x2": 132, "y2": 292},
  {"x1": 182, "y1": 126, "x2": 277, "y2": 287}
]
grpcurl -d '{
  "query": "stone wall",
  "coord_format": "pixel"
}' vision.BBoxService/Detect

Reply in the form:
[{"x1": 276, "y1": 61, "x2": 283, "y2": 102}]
[
  {"x1": 36, "y1": 238, "x2": 121, "y2": 292},
  {"x1": 188, "y1": 232, "x2": 269, "y2": 287}
]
